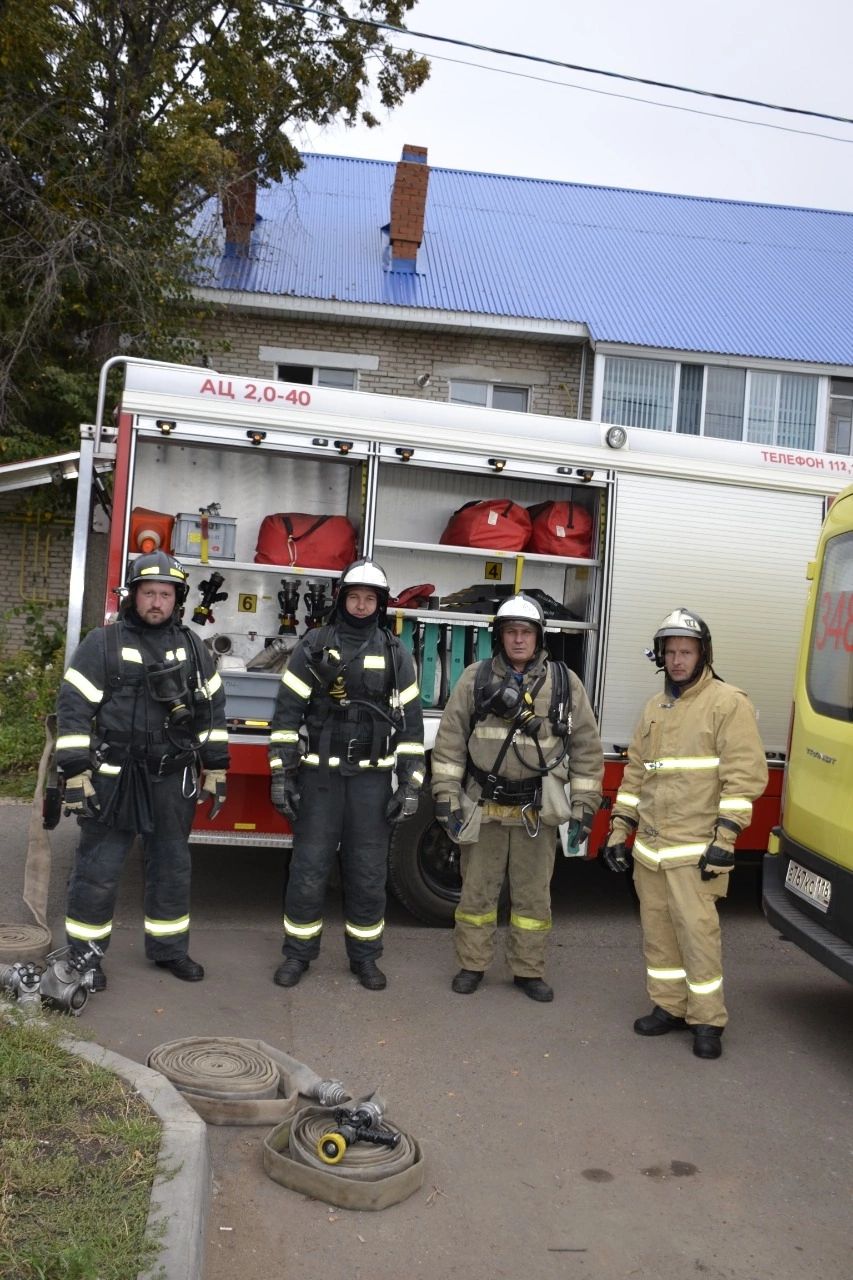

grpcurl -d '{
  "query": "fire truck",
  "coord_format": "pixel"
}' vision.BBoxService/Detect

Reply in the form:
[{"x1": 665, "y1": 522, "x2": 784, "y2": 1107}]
[{"x1": 65, "y1": 357, "x2": 852, "y2": 924}]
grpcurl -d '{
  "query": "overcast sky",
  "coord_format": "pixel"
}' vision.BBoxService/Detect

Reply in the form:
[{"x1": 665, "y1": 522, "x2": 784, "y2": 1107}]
[{"x1": 300, "y1": 0, "x2": 853, "y2": 212}]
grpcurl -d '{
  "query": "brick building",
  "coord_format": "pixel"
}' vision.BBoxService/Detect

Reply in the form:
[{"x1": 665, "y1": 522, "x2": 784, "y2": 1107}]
[{"x1": 5, "y1": 144, "x2": 853, "y2": 654}]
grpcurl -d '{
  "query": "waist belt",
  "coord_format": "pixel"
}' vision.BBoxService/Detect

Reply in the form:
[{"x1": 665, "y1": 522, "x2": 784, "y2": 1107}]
[
  {"x1": 107, "y1": 728, "x2": 174, "y2": 746},
  {"x1": 466, "y1": 759, "x2": 540, "y2": 803}
]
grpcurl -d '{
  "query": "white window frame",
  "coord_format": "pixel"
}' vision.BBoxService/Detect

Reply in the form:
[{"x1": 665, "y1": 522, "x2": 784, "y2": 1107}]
[
  {"x1": 260, "y1": 345, "x2": 378, "y2": 392},
  {"x1": 595, "y1": 351, "x2": 824, "y2": 451},
  {"x1": 448, "y1": 379, "x2": 530, "y2": 412}
]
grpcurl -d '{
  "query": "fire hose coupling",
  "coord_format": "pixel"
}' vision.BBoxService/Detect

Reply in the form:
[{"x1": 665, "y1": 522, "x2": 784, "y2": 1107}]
[
  {"x1": 316, "y1": 1098, "x2": 402, "y2": 1166},
  {"x1": 311, "y1": 1079, "x2": 351, "y2": 1108},
  {"x1": 0, "y1": 943, "x2": 106, "y2": 1016}
]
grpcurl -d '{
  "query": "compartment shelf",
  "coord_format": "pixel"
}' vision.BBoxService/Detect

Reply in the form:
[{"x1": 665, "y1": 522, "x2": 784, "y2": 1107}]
[
  {"x1": 173, "y1": 557, "x2": 344, "y2": 579},
  {"x1": 389, "y1": 606, "x2": 595, "y2": 632},
  {"x1": 373, "y1": 538, "x2": 599, "y2": 569}
]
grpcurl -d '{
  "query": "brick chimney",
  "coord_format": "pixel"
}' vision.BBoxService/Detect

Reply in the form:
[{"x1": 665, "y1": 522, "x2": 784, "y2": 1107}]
[
  {"x1": 389, "y1": 144, "x2": 429, "y2": 272},
  {"x1": 222, "y1": 171, "x2": 257, "y2": 256}
]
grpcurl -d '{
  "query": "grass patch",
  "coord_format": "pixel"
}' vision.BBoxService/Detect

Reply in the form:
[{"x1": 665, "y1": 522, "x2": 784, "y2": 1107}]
[
  {"x1": 0, "y1": 1006, "x2": 163, "y2": 1280},
  {"x1": 0, "y1": 605, "x2": 65, "y2": 801}
]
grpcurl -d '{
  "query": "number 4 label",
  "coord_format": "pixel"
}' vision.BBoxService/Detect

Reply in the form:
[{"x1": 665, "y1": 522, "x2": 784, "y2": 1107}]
[{"x1": 484, "y1": 561, "x2": 503, "y2": 580}]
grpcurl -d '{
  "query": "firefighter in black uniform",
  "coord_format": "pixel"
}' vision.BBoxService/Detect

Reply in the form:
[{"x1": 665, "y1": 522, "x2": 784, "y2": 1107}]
[
  {"x1": 55, "y1": 551, "x2": 229, "y2": 984},
  {"x1": 268, "y1": 559, "x2": 425, "y2": 990}
]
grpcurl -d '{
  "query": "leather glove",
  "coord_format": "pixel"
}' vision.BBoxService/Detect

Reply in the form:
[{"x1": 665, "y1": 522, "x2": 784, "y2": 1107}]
[
  {"x1": 600, "y1": 817, "x2": 635, "y2": 873},
  {"x1": 385, "y1": 783, "x2": 421, "y2": 825},
  {"x1": 564, "y1": 805, "x2": 594, "y2": 856},
  {"x1": 63, "y1": 772, "x2": 99, "y2": 817},
  {"x1": 199, "y1": 769, "x2": 227, "y2": 820},
  {"x1": 271, "y1": 769, "x2": 300, "y2": 821},
  {"x1": 435, "y1": 799, "x2": 464, "y2": 841},
  {"x1": 698, "y1": 843, "x2": 736, "y2": 880}
]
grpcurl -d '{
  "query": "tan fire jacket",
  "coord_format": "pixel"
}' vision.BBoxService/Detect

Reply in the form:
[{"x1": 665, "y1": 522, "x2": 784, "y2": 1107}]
[
  {"x1": 431, "y1": 651, "x2": 603, "y2": 828},
  {"x1": 611, "y1": 666, "x2": 768, "y2": 871}
]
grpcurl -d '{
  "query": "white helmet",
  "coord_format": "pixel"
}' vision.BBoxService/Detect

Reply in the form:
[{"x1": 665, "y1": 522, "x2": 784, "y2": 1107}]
[
  {"x1": 652, "y1": 607, "x2": 713, "y2": 668},
  {"x1": 334, "y1": 558, "x2": 389, "y2": 623},
  {"x1": 492, "y1": 593, "x2": 545, "y2": 650}
]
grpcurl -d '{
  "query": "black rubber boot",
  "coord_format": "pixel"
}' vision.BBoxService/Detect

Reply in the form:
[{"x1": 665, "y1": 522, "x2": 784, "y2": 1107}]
[
  {"x1": 691, "y1": 1025, "x2": 724, "y2": 1059},
  {"x1": 350, "y1": 958, "x2": 387, "y2": 990},
  {"x1": 633, "y1": 1005, "x2": 688, "y2": 1035},
  {"x1": 451, "y1": 969, "x2": 484, "y2": 994},
  {"x1": 513, "y1": 976, "x2": 554, "y2": 1003},
  {"x1": 274, "y1": 957, "x2": 309, "y2": 988},
  {"x1": 155, "y1": 955, "x2": 204, "y2": 982}
]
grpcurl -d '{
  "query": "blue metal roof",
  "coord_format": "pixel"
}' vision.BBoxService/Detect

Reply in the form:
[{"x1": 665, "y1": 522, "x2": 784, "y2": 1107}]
[{"x1": 194, "y1": 154, "x2": 853, "y2": 366}]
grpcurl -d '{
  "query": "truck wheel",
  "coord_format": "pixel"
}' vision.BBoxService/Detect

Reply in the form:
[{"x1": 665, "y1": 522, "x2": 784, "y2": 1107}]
[{"x1": 388, "y1": 789, "x2": 460, "y2": 927}]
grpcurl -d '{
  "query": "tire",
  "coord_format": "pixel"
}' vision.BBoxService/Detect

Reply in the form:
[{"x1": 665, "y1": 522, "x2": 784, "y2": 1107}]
[{"x1": 388, "y1": 788, "x2": 461, "y2": 927}]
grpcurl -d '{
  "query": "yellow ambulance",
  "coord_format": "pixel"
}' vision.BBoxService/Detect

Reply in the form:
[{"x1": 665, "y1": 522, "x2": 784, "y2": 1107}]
[{"x1": 763, "y1": 484, "x2": 853, "y2": 981}]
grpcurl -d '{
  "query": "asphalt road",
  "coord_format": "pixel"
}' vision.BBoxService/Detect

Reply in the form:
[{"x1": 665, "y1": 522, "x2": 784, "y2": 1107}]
[{"x1": 2, "y1": 798, "x2": 852, "y2": 1280}]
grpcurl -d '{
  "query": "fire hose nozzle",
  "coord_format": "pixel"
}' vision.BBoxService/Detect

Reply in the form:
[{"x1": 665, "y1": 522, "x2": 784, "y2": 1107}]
[{"x1": 316, "y1": 1104, "x2": 402, "y2": 1165}]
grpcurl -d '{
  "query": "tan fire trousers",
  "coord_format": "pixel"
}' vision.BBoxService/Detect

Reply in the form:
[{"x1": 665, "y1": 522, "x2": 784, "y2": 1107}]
[
  {"x1": 633, "y1": 860, "x2": 730, "y2": 1028},
  {"x1": 454, "y1": 821, "x2": 556, "y2": 978}
]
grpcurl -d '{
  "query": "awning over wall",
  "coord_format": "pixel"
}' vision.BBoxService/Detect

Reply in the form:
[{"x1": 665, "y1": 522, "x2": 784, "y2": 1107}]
[{"x1": 0, "y1": 452, "x2": 81, "y2": 495}]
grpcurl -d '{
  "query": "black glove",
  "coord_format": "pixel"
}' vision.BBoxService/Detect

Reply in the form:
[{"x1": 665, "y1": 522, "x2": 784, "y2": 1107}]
[
  {"x1": 698, "y1": 844, "x2": 736, "y2": 880},
  {"x1": 564, "y1": 806, "x2": 594, "y2": 855},
  {"x1": 435, "y1": 799, "x2": 464, "y2": 840},
  {"x1": 385, "y1": 783, "x2": 420, "y2": 824},
  {"x1": 601, "y1": 840, "x2": 631, "y2": 873},
  {"x1": 271, "y1": 770, "x2": 300, "y2": 821}
]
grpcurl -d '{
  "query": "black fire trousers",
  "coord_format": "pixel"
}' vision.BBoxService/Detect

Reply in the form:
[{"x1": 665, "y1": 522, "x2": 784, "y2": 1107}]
[
  {"x1": 282, "y1": 768, "x2": 393, "y2": 964},
  {"x1": 65, "y1": 770, "x2": 195, "y2": 962}
]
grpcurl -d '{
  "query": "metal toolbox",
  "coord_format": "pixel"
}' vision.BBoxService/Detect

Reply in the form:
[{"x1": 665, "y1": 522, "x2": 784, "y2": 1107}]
[
  {"x1": 222, "y1": 671, "x2": 281, "y2": 725},
  {"x1": 173, "y1": 512, "x2": 237, "y2": 560}
]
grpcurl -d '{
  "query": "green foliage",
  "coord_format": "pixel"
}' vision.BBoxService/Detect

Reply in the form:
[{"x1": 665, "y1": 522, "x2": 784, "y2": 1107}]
[
  {"x1": 0, "y1": 603, "x2": 65, "y2": 795},
  {"x1": 0, "y1": 0, "x2": 430, "y2": 458},
  {"x1": 0, "y1": 1010, "x2": 162, "y2": 1280}
]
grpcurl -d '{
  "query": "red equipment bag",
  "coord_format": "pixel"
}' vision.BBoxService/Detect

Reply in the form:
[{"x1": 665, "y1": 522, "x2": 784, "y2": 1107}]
[
  {"x1": 527, "y1": 500, "x2": 594, "y2": 558},
  {"x1": 440, "y1": 500, "x2": 532, "y2": 551},
  {"x1": 388, "y1": 583, "x2": 436, "y2": 608},
  {"x1": 254, "y1": 513, "x2": 357, "y2": 570}
]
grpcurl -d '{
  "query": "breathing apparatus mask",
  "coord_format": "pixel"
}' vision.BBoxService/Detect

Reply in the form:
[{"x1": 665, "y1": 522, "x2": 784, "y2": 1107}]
[
  {"x1": 145, "y1": 659, "x2": 195, "y2": 736},
  {"x1": 477, "y1": 674, "x2": 543, "y2": 736},
  {"x1": 0, "y1": 943, "x2": 105, "y2": 1016}
]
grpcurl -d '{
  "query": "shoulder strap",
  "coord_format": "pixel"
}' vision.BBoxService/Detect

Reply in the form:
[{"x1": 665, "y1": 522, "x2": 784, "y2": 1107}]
[
  {"x1": 179, "y1": 625, "x2": 206, "y2": 689},
  {"x1": 549, "y1": 661, "x2": 572, "y2": 735},
  {"x1": 103, "y1": 623, "x2": 123, "y2": 691},
  {"x1": 470, "y1": 660, "x2": 493, "y2": 732}
]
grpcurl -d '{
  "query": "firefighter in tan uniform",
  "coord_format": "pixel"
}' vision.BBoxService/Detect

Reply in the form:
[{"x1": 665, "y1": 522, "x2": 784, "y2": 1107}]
[
  {"x1": 431, "y1": 594, "x2": 603, "y2": 1002},
  {"x1": 602, "y1": 609, "x2": 768, "y2": 1059}
]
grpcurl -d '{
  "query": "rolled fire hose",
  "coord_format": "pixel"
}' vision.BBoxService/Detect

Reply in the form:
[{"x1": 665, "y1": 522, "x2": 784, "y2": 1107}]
[
  {"x1": 0, "y1": 716, "x2": 55, "y2": 963},
  {"x1": 263, "y1": 1106, "x2": 424, "y2": 1211},
  {"x1": 146, "y1": 1036, "x2": 337, "y2": 1126},
  {"x1": 147, "y1": 1036, "x2": 424, "y2": 1210}
]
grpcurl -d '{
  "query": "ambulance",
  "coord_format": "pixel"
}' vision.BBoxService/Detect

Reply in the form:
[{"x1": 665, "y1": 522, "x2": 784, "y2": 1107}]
[
  {"x1": 65, "y1": 357, "x2": 851, "y2": 924},
  {"x1": 763, "y1": 485, "x2": 853, "y2": 982}
]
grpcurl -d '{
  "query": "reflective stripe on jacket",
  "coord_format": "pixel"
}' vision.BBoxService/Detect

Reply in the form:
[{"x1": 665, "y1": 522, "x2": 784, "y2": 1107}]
[
  {"x1": 56, "y1": 617, "x2": 229, "y2": 778},
  {"x1": 611, "y1": 667, "x2": 768, "y2": 871},
  {"x1": 431, "y1": 651, "x2": 603, "y2": 826},
  {"x1": 268, "y1": 623, "x2": 424, "y2": 784}
]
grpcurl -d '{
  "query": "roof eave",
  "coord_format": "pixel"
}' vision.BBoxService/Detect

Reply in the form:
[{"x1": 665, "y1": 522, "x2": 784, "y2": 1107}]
[{"x1": 191, "y1": 287, "x2": 589, "y2": 343}]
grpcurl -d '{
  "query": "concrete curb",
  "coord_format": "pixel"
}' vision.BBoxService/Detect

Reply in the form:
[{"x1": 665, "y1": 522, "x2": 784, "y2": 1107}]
[{"x1": 63, "y1": 1037, "x2": 210, "y2": 1280}]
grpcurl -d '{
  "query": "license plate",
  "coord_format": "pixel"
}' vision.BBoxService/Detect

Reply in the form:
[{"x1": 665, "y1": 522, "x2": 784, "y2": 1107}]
[{"x1": 785, "y1": 858, "x2": 832, "y2": 913}]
